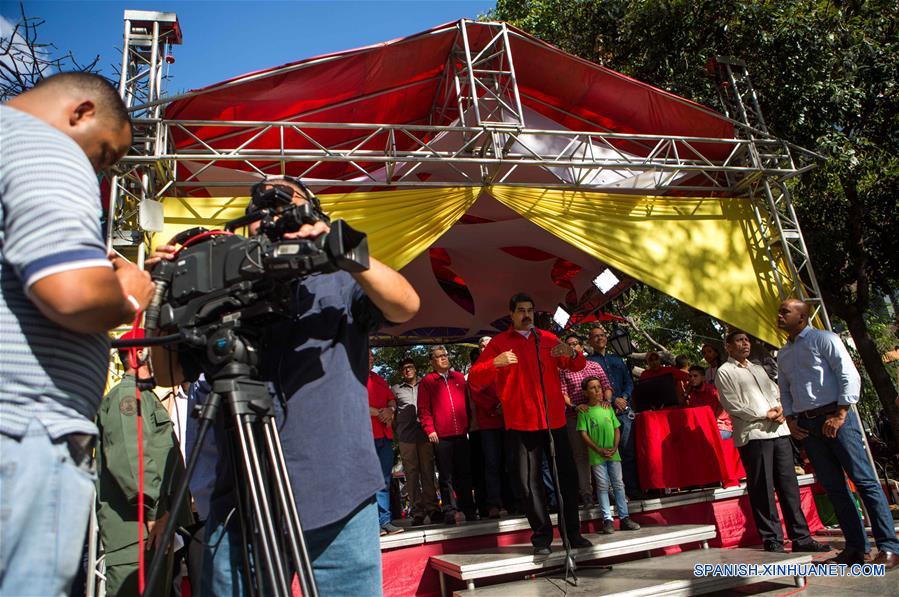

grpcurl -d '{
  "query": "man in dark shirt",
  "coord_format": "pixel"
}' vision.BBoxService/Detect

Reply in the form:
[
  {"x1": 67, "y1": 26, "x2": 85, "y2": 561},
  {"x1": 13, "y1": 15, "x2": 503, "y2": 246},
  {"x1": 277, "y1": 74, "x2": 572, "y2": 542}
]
[
  {"x1": 392, "y1": 357, "x2": 439, "y2": 526},
  {"x1": 150, "y1": 176, "x2": 419, "y2": 595}
]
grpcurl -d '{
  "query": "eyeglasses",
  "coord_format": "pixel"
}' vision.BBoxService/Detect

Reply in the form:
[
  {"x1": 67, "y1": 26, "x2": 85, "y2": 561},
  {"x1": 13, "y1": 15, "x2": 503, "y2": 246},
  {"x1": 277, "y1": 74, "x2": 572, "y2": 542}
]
[
  {"x1": 432, "y1": 354, "x2": 448, "y2": 359},
  {"x1": 401, "y1": 365, "x2": 416, "y2": 370}
]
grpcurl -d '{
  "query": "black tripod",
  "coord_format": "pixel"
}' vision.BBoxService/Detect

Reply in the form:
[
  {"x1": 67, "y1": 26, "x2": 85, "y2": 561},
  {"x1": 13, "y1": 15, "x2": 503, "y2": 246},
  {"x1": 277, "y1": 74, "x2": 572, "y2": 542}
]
[{"x1": 144, "y1": 330, "x2": 318, "y2": 597}]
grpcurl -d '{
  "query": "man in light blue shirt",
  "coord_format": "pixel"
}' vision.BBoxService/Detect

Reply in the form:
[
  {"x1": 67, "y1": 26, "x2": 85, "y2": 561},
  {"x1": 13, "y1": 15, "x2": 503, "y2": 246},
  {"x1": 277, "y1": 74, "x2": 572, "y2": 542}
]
[{"x1": 777, "y1": 299, "x2": 898, "y2": 570}]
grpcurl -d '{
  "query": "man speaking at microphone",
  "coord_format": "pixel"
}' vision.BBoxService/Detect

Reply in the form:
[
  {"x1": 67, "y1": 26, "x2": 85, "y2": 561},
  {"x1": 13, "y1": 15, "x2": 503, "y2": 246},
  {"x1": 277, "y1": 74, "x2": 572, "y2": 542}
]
[{"x1": 470, "y1": 293, "x2": 592, "y2": 555}]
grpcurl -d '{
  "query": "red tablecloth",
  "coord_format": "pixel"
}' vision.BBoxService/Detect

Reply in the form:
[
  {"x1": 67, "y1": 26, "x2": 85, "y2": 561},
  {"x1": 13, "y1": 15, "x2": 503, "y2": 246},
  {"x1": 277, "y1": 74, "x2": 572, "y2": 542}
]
[{"x1": 635, "y1": 406, "x2": 746, "y2": 491}]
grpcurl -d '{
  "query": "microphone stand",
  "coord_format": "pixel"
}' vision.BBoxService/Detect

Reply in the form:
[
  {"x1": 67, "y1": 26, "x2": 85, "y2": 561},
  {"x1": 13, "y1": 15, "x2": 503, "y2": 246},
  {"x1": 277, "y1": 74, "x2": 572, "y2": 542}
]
[{"x1": 530, "y1": 326, "x2": 578, "y2": 587}]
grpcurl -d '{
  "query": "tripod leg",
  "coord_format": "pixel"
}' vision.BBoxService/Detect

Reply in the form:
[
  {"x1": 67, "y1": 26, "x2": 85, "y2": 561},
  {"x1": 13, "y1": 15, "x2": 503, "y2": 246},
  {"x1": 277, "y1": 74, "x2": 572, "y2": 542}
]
[
  {"x1": 145, "y1": 402, "x2": 217, "y2": 596},
  {"x1": 262, "y1": 418, "x2": 319, "y2": 597},
  {"x1": 233, "y1": 416, "x2": 290, "y2": 595},
  {"x1": 226, "y1": 451, "x2": 259, "y2": 597}
]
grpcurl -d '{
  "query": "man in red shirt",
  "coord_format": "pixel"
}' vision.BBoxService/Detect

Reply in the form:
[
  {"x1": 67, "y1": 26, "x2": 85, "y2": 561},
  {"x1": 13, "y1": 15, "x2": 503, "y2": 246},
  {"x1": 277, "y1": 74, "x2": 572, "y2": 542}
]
[
  {"x1": 418, "y1": 345, "x2": 475, "y2": 524},
  {"x1": 686, "y1": 365, "x2": 734, "y2": 440},
  {"x1": 368, "y1": 351, "x2": 402, "y2": 535},
  {"x1": 640, "y1": 352, "x2": 689, "y2": 403},
  {"x1": 470, "y1": 293, "x2": 592, "y2": 555}
]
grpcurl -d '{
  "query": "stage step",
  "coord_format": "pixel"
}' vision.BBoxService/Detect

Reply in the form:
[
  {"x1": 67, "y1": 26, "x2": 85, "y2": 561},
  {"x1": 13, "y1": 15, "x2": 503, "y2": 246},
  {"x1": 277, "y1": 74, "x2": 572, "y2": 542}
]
[
  {"x1": 430, "y1": 524, "x2": 717, "y2": 595},
  {"x1": 451, "y1": 548, "x2": 811, "y2": 596},
  {"x1": 816, "y1": 521, "x2": 899, "y2": 537},
  {"x1": 381, "y1": 474, "x2": 817, "y2": 551}
]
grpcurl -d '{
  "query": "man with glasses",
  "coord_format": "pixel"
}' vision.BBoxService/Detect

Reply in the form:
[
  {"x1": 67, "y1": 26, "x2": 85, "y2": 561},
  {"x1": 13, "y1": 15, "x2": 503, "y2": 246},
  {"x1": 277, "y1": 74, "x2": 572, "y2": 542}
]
[
  {"x1": 587, "y1": 325, "x2": 640, "y2": 498},
  {"x1": 417, "y1": 346, "x2": 475, "y2": 524},
  {"x1": 559, "y1": 334, "x2": 613, "y2": 507},
  {"x1": 392, "y1": 358, "x2": 439, "y2": 526}
]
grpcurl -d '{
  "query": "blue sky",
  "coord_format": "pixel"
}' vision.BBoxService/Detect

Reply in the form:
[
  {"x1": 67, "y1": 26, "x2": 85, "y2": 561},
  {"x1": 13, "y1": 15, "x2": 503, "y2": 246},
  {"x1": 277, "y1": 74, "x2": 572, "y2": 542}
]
[{"x1": 2, "y1": 1, "x2": 496, "y2": 94}]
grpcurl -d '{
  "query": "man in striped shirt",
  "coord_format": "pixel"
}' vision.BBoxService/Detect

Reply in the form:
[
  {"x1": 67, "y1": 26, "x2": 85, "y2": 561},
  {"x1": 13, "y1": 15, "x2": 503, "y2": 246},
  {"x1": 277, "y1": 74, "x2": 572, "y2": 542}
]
[{"x1": 0, "y1": 73, "x2": 155, "y2": 596}]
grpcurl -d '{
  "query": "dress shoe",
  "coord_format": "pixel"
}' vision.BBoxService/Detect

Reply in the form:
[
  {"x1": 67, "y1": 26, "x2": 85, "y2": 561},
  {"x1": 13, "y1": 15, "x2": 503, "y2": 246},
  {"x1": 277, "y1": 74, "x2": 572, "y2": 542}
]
[
  {"x1": 601, "y1": 519, "x2": 615, "y2": 534},
  {"x1": 533, "y1": 546, "x2": 552, "y2": 556},
  {"x1": 487, "y1": 506, "x2": 501, "y2": 519},
  {"x1": 443, "y1": 513, "x2": 457, "y2": 525},
  {"x1": 569, "y1": 535, "x2": 592, "y2": 549},
  {"x1": 620, "y1": 517, "x2": 641, "y2": 531},
  {"x1": 827, "y1": 549, "x2": 867, "y2": 565},
  {"x1": 764, "y1": 541, "x2": 785, "y2": 553},
  {"x1": 792, "y1": 539, "x2": 832, "y2": 553},
  {"x1": 871, "y1": 550, "x2": 898, "y2": 570},
  {"x1": 411, "y1": 514, "x2": 426, "y2": 527},
  {"x1": 380, "y1": 522, "x2": 404, "y2": 535}
]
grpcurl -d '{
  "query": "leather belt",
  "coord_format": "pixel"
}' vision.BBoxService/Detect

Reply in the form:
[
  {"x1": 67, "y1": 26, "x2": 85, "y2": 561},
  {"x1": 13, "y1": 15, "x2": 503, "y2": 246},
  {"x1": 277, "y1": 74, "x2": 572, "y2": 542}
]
[{"x1": 796, "y1": 402, "x2": 839, "y2": 419}]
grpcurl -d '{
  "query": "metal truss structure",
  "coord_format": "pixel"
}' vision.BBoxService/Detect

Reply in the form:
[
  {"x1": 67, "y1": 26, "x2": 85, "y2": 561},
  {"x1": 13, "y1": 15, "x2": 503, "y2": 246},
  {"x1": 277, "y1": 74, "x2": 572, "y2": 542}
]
[
  {"x1": 107, "y1": 10, "x2": 181, "y2": 252},
  {"x1": 712, "y1": 56, "x2": 830, "y2": 329},
  {"x1": 110, "y1": 16, "x2": 828, "y2": 322}
]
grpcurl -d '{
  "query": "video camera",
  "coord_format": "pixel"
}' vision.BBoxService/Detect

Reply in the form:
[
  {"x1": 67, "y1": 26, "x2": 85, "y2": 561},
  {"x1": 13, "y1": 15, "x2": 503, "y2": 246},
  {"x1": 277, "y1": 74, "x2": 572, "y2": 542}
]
[{"x1": 143, "y1": 179, "x2": 369, "y2": 373}]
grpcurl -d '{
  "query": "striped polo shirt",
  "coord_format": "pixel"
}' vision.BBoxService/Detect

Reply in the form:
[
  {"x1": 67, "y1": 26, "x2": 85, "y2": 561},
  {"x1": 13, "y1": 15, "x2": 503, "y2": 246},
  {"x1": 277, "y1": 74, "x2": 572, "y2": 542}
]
[{"x1": 0, "y1": 105, "x2": 112, "y2": 439}]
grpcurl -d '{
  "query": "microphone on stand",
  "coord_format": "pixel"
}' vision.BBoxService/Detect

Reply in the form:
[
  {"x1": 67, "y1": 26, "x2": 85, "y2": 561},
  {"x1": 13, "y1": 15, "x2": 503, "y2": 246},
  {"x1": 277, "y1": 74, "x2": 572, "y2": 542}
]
[{"x1": 529, "y1": 322, "x2": 578, "y2": 583}]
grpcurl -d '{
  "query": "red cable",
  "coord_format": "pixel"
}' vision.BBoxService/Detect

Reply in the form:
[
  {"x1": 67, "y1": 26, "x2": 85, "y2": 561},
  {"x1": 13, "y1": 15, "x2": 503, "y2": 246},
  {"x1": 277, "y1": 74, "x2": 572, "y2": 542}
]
[
  {"x1": 125, "y1": 313, "x2": 146, "y2": 594},
  {"x1": 127, "y1": 226, "x2": 232, "y2": 593},
  {"x1": 175, "y1": 229, "x2": 234, "y2": 254}
]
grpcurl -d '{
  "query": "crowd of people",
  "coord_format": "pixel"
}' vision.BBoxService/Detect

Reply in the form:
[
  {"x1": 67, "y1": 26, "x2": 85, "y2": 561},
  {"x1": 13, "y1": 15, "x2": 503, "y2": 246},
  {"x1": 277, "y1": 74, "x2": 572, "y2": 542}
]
[{"x1": 1, "y1": 72, "x2": 896, "y2": 597}]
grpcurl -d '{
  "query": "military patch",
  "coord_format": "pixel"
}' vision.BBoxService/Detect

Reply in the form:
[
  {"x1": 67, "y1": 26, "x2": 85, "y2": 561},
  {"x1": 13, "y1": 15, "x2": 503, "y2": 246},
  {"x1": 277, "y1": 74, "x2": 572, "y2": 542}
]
[{"x1": 120, "y1": 397, "x2": 137, "y2": 416}]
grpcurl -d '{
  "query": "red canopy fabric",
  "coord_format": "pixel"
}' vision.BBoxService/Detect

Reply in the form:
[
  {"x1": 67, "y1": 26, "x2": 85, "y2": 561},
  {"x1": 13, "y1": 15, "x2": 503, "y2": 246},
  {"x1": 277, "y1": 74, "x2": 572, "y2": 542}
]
[
  {"x1": 161, "y1": 20, "x2": 736, "y2": 341},
  {"x1": 164, "y1": 20, "x2": 734, "y2": 184}
]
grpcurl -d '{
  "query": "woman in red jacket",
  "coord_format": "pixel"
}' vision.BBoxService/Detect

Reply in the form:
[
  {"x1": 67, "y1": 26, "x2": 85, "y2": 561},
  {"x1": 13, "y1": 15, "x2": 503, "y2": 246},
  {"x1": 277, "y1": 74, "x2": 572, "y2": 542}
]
[{"x1": 469, "y1": 293, "x2": 593, "y2": 555}]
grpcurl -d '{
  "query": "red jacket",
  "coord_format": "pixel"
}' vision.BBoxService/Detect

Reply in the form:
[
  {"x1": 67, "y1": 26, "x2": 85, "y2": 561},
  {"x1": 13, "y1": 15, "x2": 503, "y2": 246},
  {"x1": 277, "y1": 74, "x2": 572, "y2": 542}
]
[
  {"x1": 469, "y1": 381, "x2": 504, "y2": 430},
  {"x1": 687, "y1": 383, "x2": 733, "y2": 433},
  {"x1": 367, "y1": 372, "x2": 394, "y2": 440},
  {"x1": 469, "y1": 328, "x2": 586, "y2": 431},
  {"x1": 417, "y1": 370, "x2": 469, "y2": 438}
]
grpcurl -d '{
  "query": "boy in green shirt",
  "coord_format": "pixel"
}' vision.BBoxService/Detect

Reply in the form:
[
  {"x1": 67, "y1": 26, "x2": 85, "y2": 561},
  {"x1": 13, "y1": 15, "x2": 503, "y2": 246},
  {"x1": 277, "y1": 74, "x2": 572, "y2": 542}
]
[{"x1": 577, "y1": 377, "x2": 641, "y2": 534}]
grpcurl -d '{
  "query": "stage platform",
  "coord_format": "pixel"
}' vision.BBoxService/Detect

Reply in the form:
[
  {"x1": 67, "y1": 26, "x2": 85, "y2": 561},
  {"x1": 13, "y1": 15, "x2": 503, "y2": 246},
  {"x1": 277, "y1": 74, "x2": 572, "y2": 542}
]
[
  {"x1": 431, "y1": 524, "x2": 716, "y2": 593},
  {"x1": 380, "y1": 474, "x2": 823, "y2": 596},
  {"x1": 452, "y1": 548, "x2": 811, "y2": 597}
]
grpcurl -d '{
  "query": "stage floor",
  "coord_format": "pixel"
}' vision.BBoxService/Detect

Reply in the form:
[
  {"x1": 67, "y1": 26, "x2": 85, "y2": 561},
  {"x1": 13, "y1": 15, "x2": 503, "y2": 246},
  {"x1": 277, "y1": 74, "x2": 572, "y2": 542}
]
[
  {"x1": 381, "y1": 474, "x2": 824, "y2": 596},
  {"x1": 708, "y1": 530, "x2": 899, "y2": 596}
]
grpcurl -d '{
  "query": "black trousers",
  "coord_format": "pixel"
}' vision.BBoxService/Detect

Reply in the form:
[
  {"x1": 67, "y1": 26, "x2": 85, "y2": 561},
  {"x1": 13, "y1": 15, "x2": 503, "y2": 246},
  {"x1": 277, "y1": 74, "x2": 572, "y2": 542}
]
[
  {"x1": 433, "y1": 435, "x2": 475, "y2": 515},
  {"x1": 507, "y1": 427, "x2": 582, "y2": 548},
  {"x1": 738, "y1": 435, "x2": 812, "y2": 546}
]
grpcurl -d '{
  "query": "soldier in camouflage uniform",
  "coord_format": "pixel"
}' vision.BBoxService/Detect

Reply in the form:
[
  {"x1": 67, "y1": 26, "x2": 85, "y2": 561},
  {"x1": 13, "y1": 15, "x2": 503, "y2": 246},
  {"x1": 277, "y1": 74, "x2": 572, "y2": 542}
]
[{"x1": 96, "y1": 333, "x2": 193, "y2": 597}]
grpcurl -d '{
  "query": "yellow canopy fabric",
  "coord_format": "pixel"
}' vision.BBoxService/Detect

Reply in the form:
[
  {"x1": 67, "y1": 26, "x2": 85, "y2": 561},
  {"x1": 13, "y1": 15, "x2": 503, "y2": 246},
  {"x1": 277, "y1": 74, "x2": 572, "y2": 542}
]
[
  {"x1": 154, "y1": 185, "x2": 791, "y2": 345},
  {"x1": 153, "y1": 187, "x2": 479, "y2": 271},
  {"x1": 489, "y1": 186, "x2": 788, "y2": 346}
]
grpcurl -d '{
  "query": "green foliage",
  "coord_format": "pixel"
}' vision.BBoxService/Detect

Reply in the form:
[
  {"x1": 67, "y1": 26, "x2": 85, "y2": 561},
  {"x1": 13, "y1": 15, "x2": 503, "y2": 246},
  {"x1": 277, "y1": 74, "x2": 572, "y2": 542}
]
[
  {"x1": 489, "y1": 0, "x2": 899, "y2": 422},
  {"x1": 489, "y1": 0, "x2": 899, "y2": 307},
  {"x1": 373, "y1": 343, "x2": 478, "y2": 384}
]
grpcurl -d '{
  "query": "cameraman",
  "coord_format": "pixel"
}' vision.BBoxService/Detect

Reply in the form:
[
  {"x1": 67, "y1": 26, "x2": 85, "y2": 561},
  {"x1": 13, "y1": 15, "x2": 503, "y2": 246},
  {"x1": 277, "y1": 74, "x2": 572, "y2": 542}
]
[
  {"x1": 0, "y1": 73, "x2": 155, "y2": 596},
  {"x1": 149, "y1": 176, "x2": 419, "y2": 595}
]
